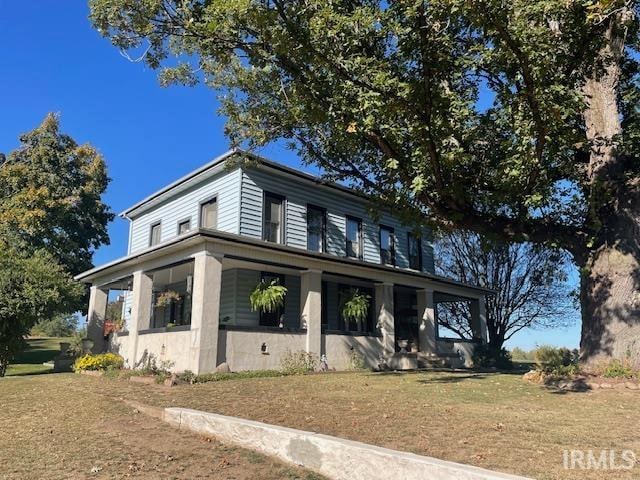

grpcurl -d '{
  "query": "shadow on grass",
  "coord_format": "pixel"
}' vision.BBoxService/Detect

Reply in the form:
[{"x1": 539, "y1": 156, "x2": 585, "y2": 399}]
[{"x1": 417, "y1": 374, "x2": 491, "y2": 384}]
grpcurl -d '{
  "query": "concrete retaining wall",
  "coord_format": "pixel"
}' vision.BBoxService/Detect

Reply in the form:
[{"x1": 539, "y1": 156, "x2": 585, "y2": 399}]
[{"x1": 164, "y1": 407, "x2": 530, "y2": 480}]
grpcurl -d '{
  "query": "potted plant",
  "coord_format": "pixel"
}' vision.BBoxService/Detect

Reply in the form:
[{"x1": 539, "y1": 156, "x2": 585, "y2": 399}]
[
  {"x1": 341, "y1": 289, "x2": 371, "y2": 331},
  {"x1": 155, "y1": 290, "x2": 181, "y2": 308},
  {"x1": 250, "y1": 279, "x2": 287, "y2": 314}
]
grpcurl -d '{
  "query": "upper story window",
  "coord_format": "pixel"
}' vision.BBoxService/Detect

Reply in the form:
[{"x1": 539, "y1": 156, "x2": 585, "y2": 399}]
[
  {"x1": 178, "y1": 219, "x2": 191, "y2": 235},
  {"x1": 379, "y1": 225, "x2": 395, "y2": 266},
  {"x1": 307, "y1": 205, "x2": 326, "y2": 252},
  {"x1": 200, "y1": 198, "x2": 218, "y2": 229},
  {"x1": 346, "y1": 216, "x2": 362, "y2": 259},
  {"x1": 149, "y1": 222, "x2": 161, "y2": 247},
  {"x1": 263, "y1": 192, "x2": 284, "y2": 243},
  {"x1": 408, "y1": 233, "x2": 422, "y2": 270}
]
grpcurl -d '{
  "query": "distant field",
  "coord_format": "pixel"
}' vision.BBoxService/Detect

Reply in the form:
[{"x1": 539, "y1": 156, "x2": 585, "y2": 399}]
[{"x1": 6, "y1": 337, "x2": 71, "y2": 376}]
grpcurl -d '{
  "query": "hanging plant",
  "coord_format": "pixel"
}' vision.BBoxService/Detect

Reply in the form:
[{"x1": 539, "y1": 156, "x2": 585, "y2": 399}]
[
  {"x1": 341, "y1": 289, "x2": 371, "y2": 324},
  {"x1": 250, "y1": 279, "x2": 287, "y2": 313},
  {"x1": 155, "y1": 290, "x2": 181, "y2": 308}
]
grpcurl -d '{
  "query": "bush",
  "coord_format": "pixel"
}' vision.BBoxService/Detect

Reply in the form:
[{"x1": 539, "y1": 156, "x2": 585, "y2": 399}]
[
  {"x1": 534, "y1": 346, "x2": 580, "y2": 376},
  {"x1": 280, "y1": 350, "x2": 318, "y2": 375},
  {"x1": 348, "y1": 350, "x2": 366, "y2": 370},
  {"x1": 31, "y1": 314, "x2": 78, "y2": 337},
  {"x1": 73, "y1": 353, "x2": 124, "y2": 372},
  {"x1": 472, "y1": 344, "x2": 513, "y2": 370},
  {"x1": 600, "y1": 359, "x2": 636, "y2": 379},
  {"x1": 510, "y1": 347, "x2": 535, "y2": 362},
  {"x1": 178, "y1": 369, "x2": 283, "y2": 384},
  {"x1": 68, "y1": 328, "x2": 87, "y2": 358}
]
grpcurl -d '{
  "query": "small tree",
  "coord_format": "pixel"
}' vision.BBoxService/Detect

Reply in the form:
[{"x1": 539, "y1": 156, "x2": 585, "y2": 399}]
[
  {"x1": 436, "y1": 231, "x2": 576, "y2": 354},
  {"x1": 31, "y1": 313, "x2": 78, "y2": 337},
  {"x1": 0, "y1": 248, "x2": 83, "y2": 376}
]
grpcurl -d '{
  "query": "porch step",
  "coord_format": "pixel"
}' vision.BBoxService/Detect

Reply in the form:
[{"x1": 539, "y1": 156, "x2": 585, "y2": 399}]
[{"x1": 416, "y1": 352, "x2": 457, "y2": 369}]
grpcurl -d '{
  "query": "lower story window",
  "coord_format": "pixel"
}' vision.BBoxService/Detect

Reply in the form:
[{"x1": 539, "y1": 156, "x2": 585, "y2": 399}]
[{"x1": 150, "y1": 261, "x2": 194, "y2": 328}]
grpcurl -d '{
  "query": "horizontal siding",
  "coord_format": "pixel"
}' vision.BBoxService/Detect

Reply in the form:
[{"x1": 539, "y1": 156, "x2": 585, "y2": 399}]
[
  {"x1": 241, "y1": 167, "x2": 435, "y2": 274},
  {"x1": 234, "y1": 269, "x2": 260, "y2": 326},
  {"x1": 129, "y1": 167, "x2": 241, "y2": 253}
]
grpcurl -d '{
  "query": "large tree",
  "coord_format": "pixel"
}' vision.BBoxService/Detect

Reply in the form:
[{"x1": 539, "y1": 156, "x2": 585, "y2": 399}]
[
  {"x1": 89, "y1": 0, "x2": 640, "y2": 365},
  {"x1": 0, "y1": 114, "x2": 113, "y2": 374},
  {"x1": 435, "y1": 232, "x2": 576, "y2": 351}
]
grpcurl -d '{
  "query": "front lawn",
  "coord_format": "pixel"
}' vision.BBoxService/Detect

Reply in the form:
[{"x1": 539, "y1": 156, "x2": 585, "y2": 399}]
[
  {"x1": 63, "y1": 369, "x2": 640, "y2": 480},
  {"x1": 5, "y1": 337, "x2": 71, "y2": 376},
  {"x1": 0, "y1": 374, "x2": 323, "y2": 479}
]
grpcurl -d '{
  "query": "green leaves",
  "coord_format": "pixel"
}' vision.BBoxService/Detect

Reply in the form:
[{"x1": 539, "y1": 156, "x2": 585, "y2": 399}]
[
  {"x1": 249, "y1": 279, "x2": 287, "y2": 313},
  {"x1": 340, "y1": 289, "x2": 371, "y2": 324},
  {"x1": 89, "y1": 0, "x2": 637, "y2": 256}
]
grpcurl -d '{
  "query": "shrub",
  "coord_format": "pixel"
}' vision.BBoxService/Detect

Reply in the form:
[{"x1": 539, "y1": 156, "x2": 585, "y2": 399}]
[
  {"x1": 73, "y1": 353, "x2": 124, "y2": 372},
  {"x1": 348, "y1": 350, "x2": 366, "y2": 370},
  {"x1": 534, "y1": 346, "x2": 580, "y2": 376},
  {"x1": 280, "y1": 350, "x2": 317, "y2": 375},
  {"x1": 68, "y1": 328, "x2": 88, "y2": 358},
  {"x1": 31, "y1": 314, "x2": 78, "y2": 337},
  {"x1": 179, "y1": 369, "x2": 283, "y2": 384},
  {"x1": 472, "y1": 344, "x2": 513, "y2": 370},
  {"x1": 600, "y1": 359, "x2": 636, "y2": 379},
  {"x1": 510, "y1": 347, "x2": 535, "y2": 362}
]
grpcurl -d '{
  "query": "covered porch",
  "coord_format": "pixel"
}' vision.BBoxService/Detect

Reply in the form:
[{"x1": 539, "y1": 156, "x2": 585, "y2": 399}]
[{"x1": 79, "y1": 229, "x2": 489, "y2": 373}]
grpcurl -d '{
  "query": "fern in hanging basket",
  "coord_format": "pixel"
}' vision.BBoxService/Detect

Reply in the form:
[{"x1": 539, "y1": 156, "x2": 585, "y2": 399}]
[
  {"x1": 155, "y1": 290, "x2": 181, "y2": 308},
  {"x1": 250, "y1": 279, "x2": 287, "y2": 313},
  {"x1": 341, "y1": 289, "x2": 371, "y2": 323}
]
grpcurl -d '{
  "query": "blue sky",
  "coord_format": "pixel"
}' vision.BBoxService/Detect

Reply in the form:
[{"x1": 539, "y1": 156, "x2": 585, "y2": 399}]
[{"x1": 0, "y1": 2, "x2": 581, "y2": 350}]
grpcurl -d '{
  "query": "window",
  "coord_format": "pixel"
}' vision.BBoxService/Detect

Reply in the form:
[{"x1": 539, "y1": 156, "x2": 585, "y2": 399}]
[
  {"x1": 379, "y1": 225, "x2": 395, "y2": 266},
  {"x1": 307, "y1": 205, "x2": 326, "y2": 252},
  {"x1": 150, "y1": 261, "x2": 194, "y2": 328},
  {"x1": 263, "y1": 193, "x2": 284, "y2": 243},
  {"x1": 178, "y1": 219, "x2": 191, "y2": 235},
  {"x1": 200, "y1": 198, "x2": 218, "y2": 229},
  {"x1": 259, "y1": 272, "x2": 285, "y2": 327},
  {"x1": 149, "y1": 222, "x2": 161, "y2": 246},
  {"x1": 346, "y1": 216, "x2": 362, "y2": 259},
  {"x1": 408, "y1": 233, "x2": 422, "y2": 270}
]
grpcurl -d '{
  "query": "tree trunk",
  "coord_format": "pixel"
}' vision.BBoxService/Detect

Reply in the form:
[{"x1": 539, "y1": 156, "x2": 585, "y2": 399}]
[
  {"x1": 581, "y1": 225, "x2": 640, "y2": 367},
  {"x1": 580, "y1": 8, "x2": 640, "y2": 368}
]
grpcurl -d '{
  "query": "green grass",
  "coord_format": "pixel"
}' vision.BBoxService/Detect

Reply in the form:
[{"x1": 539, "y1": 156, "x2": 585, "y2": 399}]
[{"x1": 6, "y1": 337, "x2": 71, "y2": 376}]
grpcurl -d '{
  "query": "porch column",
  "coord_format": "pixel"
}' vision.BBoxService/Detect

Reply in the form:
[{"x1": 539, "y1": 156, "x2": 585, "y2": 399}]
[
  {"x1": 128, "y1": 270, "x2": 153, "y2": 368},
  {"x1": 300, "y1": 269, "x2": 322, "y2": 358},
  {"x1": 87, "y1": 286, "x2": 108, "y2": 353},
  {"x1": 417, "y1": 288, "x2": 437, "y2": 355},
  {"x1": 470, "y1": 296, "x2": 489, "y2": 343},
  {"x1": 189, "y1": 248, "x2": 223, "y2": 374},
  {"x1": 375, "y1": 282, "x2": 395, "y2": 357}
]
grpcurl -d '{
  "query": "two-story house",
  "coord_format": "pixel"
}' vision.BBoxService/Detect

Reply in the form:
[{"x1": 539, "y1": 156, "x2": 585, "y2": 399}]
[{"x1": 76, "y1": 149, "x2": 490, "y2": 373}]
